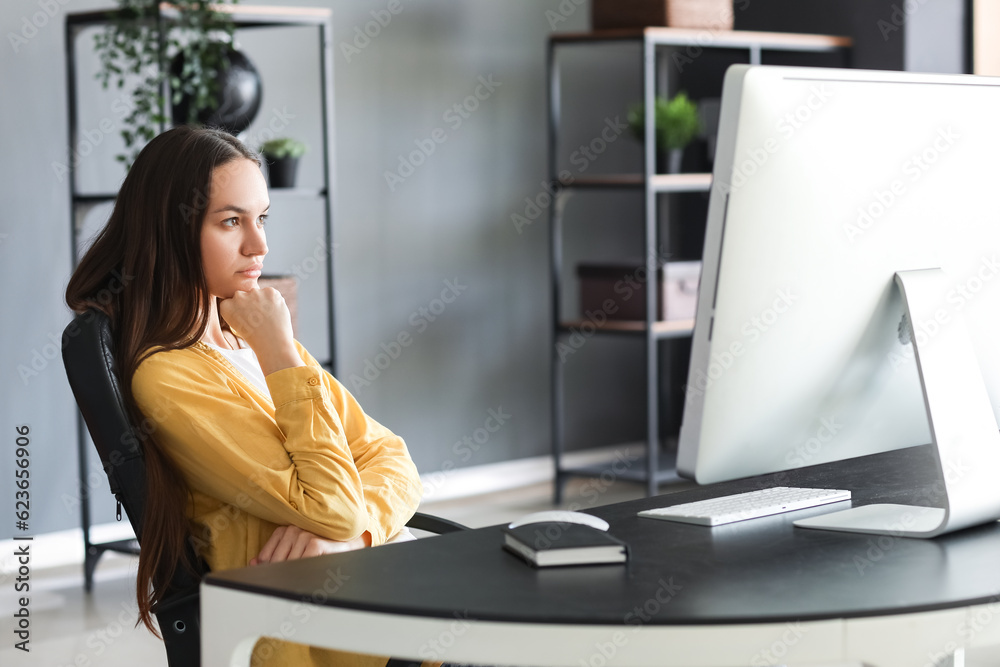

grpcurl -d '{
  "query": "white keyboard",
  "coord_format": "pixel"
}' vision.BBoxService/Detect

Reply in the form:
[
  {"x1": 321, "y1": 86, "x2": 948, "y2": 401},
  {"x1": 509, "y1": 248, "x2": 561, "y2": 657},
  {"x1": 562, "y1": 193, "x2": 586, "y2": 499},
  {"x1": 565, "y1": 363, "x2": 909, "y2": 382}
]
[{"x1": 637, "y1": 487, "x2": 852, "y2": 527}]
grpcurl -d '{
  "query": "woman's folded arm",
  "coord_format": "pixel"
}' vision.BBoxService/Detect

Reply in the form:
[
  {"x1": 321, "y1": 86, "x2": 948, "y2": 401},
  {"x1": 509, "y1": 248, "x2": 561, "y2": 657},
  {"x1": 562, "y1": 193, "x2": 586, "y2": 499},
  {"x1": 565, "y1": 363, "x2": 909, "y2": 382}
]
[
  {"x1": 132, "y1": 349, "x2": 370, "y2": 541},
  {"x1": 295, "y1": 342, "x2": 424, "y2": 546}
]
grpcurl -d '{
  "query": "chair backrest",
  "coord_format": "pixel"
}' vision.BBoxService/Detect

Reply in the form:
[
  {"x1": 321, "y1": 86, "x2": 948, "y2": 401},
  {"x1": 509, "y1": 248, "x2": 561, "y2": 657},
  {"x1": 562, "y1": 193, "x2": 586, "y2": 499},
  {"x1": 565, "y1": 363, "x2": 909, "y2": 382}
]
[
  {"x1": 62, "y1": 309, "x2": 150, "y2": 535},
  {"x1": 62, "y1": 308, "x2": 202, "y2": 666}
]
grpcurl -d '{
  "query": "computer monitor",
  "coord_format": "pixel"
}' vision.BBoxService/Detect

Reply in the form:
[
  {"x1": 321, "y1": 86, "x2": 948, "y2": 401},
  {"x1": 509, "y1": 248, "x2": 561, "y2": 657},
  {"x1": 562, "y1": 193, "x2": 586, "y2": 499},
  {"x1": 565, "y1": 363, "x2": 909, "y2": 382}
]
[{"x1": 677, "y1": 65, "x2": 1000, "y2": 538}]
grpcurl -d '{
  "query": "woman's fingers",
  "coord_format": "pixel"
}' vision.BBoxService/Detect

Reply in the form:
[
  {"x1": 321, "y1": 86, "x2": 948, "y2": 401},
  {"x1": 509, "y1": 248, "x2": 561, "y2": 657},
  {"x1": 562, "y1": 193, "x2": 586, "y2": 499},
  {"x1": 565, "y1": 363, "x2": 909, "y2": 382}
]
[
  {"x1": 218, "y1": 288, "x2": 303, "y2": 374},
  {"x1": 218, "y1": 287, "x2": 293, "y2": 346},
  {"x1": 301, "y1": 541, "x2": 322, "y2": 559},
  {"x1": 256, "y1": 524, "x2": 306, "y2": 564},
  {"x1": 255, "y1": 524, "x2": 286, "y2": 563},
  {"x1": 268, "y1": 525, "x2": 301, "y2": 563},
  {"x1": 288, "y1": 527, "x2": 313, "y2": 561},
  {"x1": 252, "y1": 525, "x2": 371, "y2": 566}
]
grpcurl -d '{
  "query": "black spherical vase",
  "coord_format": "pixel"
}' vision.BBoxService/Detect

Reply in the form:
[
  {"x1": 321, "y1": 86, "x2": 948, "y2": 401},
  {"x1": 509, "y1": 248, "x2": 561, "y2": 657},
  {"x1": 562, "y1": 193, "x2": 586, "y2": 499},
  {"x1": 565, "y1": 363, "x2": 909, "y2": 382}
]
[
  {"x1": 266, "y1": 156, "x2": 300, "y2": 189},
  {"x1": 170, "y1": 46, "x2": 262, "y2": 135}
]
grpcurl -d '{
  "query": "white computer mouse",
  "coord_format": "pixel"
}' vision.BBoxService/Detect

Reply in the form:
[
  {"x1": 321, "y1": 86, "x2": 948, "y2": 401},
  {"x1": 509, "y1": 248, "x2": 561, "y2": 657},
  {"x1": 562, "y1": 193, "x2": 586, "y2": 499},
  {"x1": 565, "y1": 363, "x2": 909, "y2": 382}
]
[{"x1": 508, "y1": 510, "x2": 610, "y2": 532}]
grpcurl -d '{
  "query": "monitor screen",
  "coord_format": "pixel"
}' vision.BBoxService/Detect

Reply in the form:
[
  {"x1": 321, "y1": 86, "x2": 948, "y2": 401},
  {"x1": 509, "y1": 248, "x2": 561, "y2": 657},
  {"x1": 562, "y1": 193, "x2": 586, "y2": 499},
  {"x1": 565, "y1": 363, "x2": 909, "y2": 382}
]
[{"x1": 678, "y1": 65, "x2": 1000, "y2": 494}]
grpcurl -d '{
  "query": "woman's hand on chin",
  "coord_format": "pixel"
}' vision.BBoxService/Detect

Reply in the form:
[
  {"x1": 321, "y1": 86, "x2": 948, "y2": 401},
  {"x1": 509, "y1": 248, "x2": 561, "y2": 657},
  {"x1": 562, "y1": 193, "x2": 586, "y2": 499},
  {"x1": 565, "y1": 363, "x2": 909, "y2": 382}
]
[
  {"x1": 219, "y1": 287, "x2": 292, "y2": 348},
  {"x1": 219, "y1": 287, "x2": 304, "y2": 374},
  {"x1": 249, "y1": 524, "x2": 371, "y2": 566}
]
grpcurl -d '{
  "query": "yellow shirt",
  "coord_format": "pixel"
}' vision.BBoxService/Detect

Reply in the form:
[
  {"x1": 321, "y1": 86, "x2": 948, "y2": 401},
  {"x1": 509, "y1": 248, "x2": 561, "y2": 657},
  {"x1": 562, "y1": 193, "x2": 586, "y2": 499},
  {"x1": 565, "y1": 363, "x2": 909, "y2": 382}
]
[{"x1": 131, "y1": 338, "x2": 424, "y2": 666}]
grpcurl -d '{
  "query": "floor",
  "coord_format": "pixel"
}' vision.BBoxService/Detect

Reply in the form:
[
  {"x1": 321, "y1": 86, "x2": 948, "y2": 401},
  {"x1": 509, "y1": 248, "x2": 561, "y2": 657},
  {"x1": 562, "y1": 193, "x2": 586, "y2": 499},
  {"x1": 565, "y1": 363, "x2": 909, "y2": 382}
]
[{"x1": 0, "y1": 475, "x2": 662, "y2": 667}]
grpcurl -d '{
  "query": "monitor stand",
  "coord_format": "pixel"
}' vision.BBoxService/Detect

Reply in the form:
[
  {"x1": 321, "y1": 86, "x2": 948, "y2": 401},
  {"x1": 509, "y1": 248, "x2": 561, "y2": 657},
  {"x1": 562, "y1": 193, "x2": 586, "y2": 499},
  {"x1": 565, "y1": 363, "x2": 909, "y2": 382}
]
[{"x1": 794, "y1": 268, "x2": 1000, "y2": 539}]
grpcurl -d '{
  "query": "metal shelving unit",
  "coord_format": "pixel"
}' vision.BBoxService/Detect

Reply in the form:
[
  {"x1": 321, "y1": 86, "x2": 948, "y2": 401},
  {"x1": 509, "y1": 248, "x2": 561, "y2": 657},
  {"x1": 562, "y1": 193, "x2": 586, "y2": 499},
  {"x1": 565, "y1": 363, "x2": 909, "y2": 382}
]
[
  {"x1": 64, "y1": 3, "x2": 336, "y2": 590},
  {"x1": 548, "y1": 27, "x2": 852, "y2": 502}
]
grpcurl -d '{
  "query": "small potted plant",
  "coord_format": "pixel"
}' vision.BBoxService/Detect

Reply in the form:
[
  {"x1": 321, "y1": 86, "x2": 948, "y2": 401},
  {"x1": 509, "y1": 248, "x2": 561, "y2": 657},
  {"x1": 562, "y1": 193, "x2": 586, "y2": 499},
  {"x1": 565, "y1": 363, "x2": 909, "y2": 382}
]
[
  {"x1": 627, "y1": 92, "x2": 701, "y2": 173},
  {"x1": 260, "y1": 137, "x2": 307, "y2": 188}
]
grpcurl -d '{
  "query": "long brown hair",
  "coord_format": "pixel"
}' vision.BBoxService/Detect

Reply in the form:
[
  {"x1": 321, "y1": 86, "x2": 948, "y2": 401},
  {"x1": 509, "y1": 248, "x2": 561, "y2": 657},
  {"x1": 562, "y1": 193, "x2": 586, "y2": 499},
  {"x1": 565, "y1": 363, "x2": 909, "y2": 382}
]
[{"x1": 66, "y1": 125, "x2": 259, "y2": 635}]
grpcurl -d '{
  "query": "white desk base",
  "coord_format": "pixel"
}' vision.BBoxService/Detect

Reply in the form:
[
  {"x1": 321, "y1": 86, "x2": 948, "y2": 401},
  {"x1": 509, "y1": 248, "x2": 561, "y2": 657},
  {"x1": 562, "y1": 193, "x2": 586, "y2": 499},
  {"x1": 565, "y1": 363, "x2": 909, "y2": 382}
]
[{"x1": 201, "y1": 584, "x2": 1000, "y2": 667}]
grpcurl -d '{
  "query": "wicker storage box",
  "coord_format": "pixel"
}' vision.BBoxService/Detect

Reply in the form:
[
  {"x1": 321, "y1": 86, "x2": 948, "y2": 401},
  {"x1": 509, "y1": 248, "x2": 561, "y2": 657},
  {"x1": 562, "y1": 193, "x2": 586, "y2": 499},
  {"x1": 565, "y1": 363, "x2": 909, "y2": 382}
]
[
  {"x1": 592, "y1": 0, "x2": 734, "y2": 31},
  {"x1": 577, "y1": 261, "x2": 701, "y2": 322}
]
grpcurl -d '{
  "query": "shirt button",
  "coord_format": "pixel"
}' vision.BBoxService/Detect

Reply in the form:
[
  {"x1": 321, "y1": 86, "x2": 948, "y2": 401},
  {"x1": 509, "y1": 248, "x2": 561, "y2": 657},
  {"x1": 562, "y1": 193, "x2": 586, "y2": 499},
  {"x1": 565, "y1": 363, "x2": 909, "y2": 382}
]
[{"x1": 307, "y1": 377, "x2": 320, "y2": 386}]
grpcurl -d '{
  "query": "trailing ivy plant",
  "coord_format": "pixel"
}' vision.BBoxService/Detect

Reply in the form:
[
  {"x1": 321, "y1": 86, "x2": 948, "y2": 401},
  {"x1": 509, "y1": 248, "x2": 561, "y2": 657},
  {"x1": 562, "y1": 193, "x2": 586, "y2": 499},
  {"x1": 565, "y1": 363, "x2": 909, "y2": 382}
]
[{"x1": 94, "y1": 0, "x2": 239, "y2": 167}]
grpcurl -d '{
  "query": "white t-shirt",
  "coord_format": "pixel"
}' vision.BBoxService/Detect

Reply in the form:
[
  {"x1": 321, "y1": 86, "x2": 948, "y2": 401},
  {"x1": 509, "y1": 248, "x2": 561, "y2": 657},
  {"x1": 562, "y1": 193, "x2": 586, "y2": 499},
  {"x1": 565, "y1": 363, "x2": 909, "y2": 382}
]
[{"x1": 204, "y1": 338, "x2": 270, "y2": 397}]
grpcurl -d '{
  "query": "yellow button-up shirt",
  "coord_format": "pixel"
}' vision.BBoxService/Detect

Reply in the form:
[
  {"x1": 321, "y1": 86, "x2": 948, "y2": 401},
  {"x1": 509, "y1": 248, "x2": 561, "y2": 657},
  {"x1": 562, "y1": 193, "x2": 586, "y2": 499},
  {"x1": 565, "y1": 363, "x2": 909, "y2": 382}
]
[{"x1": 132, "y1": 338, "x2": 424, "y2": 666}]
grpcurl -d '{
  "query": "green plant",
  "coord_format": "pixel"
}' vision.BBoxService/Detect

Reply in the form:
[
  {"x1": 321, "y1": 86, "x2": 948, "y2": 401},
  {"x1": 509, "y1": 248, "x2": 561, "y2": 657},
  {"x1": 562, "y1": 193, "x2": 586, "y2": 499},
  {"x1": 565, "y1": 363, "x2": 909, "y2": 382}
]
[
  {"x1": 260, "y1": 137, "x2": 307, "y2": 160},
  {"x1": 627, "y1": 92, "x2": 702, "y2": 152},
  {"x1": 94, "y1": 0, "x2": 239, "y2": 167}
]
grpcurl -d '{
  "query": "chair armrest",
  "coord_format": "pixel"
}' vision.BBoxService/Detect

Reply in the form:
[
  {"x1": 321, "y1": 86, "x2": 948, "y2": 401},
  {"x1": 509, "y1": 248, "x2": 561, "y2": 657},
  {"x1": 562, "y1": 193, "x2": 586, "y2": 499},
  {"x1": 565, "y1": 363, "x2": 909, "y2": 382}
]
[
  {"x1": 405, "y1": 511, "x2": 469, "y2": 534},
  {"x1": 152, "y1": 587, "x2": 200, "y2": 617}
]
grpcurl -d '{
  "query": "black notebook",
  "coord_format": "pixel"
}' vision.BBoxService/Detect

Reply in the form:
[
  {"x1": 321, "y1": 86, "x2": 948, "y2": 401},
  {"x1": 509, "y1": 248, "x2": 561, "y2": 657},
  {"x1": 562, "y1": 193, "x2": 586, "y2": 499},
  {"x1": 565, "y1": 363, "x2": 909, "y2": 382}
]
[{"x1": 502, "y1": 522, "x2": 629, "y2": 567}]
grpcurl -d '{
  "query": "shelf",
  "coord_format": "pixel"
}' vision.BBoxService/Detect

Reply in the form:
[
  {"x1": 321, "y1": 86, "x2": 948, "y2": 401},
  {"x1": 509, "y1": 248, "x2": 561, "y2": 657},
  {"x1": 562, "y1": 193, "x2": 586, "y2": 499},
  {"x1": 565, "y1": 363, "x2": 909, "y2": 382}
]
[
  {"x1": 551, "y1": 27, "x2": 852, "y2": 52},
  {"x1": 173, "y1": 3, "x2": 331, "y2": 26},
  {"x1": 560, "y1": 461, "x2": 686, "y2": 486},
  {"x1": 559, "y1": 175, "x2": 644, "y2": 189},
  {"x1": 268, "y1": 187, "x2": 329, "y2": 198},
  {"x1": 558, "y1": 319, "x2": 695, "y2": 339},
  {"x1": 72, "y1": 187, "x2": 328, "y2": 205},
  {"x1": 549, "y1": 23, "x2": 850, "y2": 502},
  {"x1": 559, "y1": 173, "x2": 711, "y2": 193},
  {"x1": 90, "y1": 538, "x2": 141, "y2": 557},
  {"x1": 66, "y1": 4, "x2": 337, "y2": 594},
  {"x1": 652, "y1": 173, "x2": 712, "y2": 193},
  {"x1": 67, "y1": 3, "x2": 331, "y2": 28},
  {"x1": 73, "y1": 194, "x2": 117, "y2": 205},
  {"x1": 557, "y1": 443, "x2": 690, "y2": 488}
]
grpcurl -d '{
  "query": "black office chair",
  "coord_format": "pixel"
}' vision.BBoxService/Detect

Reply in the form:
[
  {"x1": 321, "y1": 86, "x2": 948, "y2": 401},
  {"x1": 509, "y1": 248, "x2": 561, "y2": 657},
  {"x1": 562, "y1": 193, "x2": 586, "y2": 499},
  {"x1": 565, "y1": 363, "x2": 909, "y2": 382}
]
[{"x1": 62, "y1": 308, "x2": 467, "y2": 667}]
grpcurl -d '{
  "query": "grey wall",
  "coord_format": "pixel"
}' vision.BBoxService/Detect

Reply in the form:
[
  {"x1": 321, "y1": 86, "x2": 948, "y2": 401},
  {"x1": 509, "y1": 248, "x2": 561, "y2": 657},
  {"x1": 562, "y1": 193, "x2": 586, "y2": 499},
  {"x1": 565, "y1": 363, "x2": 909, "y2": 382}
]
[
  {"x1": 0, "y1": 0, "x2": 969, "y2": 539},
  {"x1": 904, "y1": 0, "x2": 966, "y2": 73}
]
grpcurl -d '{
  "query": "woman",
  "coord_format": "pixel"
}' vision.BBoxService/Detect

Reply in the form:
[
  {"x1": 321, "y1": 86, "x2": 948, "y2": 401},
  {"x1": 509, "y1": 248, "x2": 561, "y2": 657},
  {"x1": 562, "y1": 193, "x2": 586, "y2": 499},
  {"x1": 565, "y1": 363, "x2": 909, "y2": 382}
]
[{"x1": 66, "y1": 126, "x2": 424, "y2": 666}]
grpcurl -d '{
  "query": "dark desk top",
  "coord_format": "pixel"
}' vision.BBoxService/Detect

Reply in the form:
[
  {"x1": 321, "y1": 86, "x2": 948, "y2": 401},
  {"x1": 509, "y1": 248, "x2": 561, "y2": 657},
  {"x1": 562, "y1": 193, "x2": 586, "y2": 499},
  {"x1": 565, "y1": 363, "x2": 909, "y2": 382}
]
[{"x1": 204, "y1": 445, "x2": 1000, "y2": 626}]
